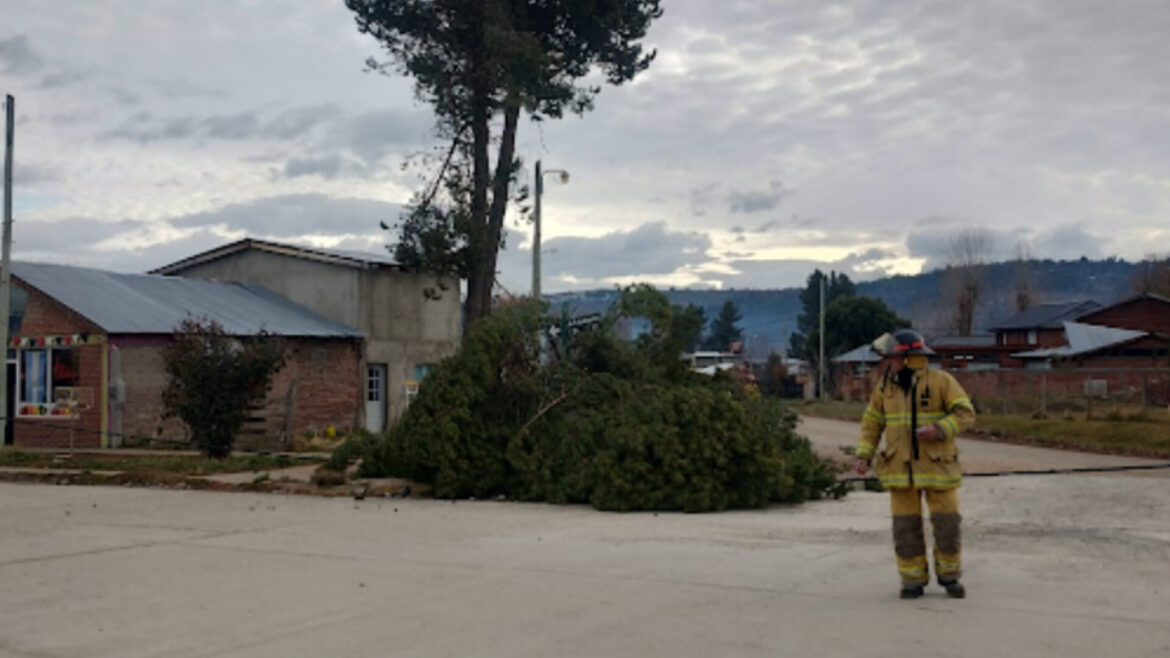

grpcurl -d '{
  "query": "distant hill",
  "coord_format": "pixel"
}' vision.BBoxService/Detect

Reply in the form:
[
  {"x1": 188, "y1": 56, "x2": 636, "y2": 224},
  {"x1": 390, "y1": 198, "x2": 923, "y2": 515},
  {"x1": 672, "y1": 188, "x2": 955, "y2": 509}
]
[{"x1": 545, "y1": 258, "x2": 1138, "y2": 358}]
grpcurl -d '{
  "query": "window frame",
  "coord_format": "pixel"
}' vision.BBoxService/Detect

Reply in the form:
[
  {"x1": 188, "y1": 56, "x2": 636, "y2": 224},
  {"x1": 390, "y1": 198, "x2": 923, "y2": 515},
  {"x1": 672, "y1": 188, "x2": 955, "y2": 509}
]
[{"x1": 16, "y1": 347, "x2": 82, "y2": 418}]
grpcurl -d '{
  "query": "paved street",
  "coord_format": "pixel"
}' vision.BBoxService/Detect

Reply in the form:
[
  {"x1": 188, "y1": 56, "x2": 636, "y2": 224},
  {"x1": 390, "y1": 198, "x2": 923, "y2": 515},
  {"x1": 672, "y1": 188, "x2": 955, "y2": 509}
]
[{"x1": 2, "y1": 432, "x2": 1170, "y2": 658}]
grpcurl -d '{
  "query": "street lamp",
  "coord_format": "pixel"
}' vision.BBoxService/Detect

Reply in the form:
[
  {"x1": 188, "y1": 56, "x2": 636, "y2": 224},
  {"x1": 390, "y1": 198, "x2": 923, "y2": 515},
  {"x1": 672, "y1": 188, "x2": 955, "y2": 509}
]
[{"x1": 533, "y1": 159, "x2": 569, "y2": 299}]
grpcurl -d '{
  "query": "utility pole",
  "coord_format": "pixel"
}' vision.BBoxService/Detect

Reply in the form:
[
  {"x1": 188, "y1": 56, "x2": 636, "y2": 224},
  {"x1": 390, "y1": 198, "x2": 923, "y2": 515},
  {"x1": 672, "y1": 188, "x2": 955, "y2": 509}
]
[
  {"x1": 1, "y1": 95, "x2": 15, "y2": 444},
  {"x1": 532, "y1": 160, "x2": 542, "y2": 300},
  {"x1": 531, "y1": 160, "x2": 568, "y2": 300},
  {"x1": 818, "y1": 273, "x2": 826, "y2": 400}
]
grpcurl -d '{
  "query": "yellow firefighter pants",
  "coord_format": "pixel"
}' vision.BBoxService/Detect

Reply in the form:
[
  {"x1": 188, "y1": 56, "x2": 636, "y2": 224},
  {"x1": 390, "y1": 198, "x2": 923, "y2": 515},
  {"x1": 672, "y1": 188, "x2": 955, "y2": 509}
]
[{"x1": 889, "y1": 487, "x2": 961, "y2": 586}]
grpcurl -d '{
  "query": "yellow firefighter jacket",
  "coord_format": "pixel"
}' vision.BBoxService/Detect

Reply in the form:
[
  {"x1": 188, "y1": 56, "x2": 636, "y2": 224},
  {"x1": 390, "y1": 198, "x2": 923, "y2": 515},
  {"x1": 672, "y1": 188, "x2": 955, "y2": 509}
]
[{"x1": 856, "y1": 367, "x2": 975, "y2": 489}]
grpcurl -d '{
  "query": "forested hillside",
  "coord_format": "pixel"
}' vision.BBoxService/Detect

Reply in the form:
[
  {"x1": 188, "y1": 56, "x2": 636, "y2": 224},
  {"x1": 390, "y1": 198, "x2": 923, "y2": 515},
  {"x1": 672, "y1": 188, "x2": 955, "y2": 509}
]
[{"x1": 545, "y1": 258, "x2": 1138, "y2": 357}]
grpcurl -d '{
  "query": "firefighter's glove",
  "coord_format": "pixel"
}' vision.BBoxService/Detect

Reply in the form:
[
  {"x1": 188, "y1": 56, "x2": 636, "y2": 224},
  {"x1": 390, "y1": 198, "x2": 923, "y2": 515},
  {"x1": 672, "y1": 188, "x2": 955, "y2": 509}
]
[{"x1": 916, "y1": 424, "x2": 943, "y2": 441}]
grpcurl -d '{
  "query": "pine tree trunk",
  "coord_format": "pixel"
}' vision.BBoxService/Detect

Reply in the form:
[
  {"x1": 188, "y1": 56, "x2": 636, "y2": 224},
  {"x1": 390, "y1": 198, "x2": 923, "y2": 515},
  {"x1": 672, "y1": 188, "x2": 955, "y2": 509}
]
[{"x1": 463, "y1": 80, "x2": 493, "y2": 332}]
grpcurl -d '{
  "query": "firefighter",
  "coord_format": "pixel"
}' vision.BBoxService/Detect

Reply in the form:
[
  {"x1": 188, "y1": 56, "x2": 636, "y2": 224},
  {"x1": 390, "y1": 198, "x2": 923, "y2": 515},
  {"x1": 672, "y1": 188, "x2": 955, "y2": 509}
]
[{"x1": 853, "y1": 330, "x2": 976, "y2": 599}]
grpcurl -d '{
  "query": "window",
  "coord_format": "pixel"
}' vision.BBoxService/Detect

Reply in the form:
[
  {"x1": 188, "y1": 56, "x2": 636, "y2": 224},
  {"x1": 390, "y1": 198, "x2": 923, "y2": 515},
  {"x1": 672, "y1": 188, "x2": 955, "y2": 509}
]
[
  {"x1": 414, "y1": 363, "x2": 435, "y2": 381},
  {"x1": 366, "y1": 366, "x2": 383, "y2": 403},
  {"x1": 1027, "y1": 330, "x2": 1037, "y2": 345},
  {"x1": 18, "y1": 348, "x2": 81, "y2": 417}
]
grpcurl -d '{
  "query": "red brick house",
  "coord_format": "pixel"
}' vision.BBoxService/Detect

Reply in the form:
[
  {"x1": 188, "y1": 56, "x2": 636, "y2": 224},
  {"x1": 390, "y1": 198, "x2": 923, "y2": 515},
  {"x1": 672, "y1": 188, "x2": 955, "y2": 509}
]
[{"x1": 6, "y1": 262, "x2": 364, "y2": 449}]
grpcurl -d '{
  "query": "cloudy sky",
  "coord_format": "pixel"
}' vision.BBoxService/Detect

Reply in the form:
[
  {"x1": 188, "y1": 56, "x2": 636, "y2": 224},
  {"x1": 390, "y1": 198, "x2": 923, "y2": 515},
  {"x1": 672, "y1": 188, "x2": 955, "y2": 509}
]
[{"x1": 2, "y1": 0, "x2": 1168, "y2": 293}]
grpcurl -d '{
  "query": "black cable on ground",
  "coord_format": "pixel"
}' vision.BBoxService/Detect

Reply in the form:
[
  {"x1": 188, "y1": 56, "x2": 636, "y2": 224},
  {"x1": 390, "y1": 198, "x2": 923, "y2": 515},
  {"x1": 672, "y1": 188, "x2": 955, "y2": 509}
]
[{"x1": 840, "y1": 461, "x2": 1170, "y2": 484}]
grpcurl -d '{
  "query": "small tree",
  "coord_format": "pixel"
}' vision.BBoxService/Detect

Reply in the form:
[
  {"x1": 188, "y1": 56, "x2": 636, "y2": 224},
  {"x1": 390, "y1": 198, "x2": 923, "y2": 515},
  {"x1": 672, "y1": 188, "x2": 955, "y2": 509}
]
[
  {"x1": 704, "y1": 300, "x2": 744, "y2": 351},
  {"x1": 810, "y1": 296, "x2": 910, "y2": 359},
  {"x1": 162, "y1": 319, "x2": 287, "y2": 458},
  {"x1": 764, "y1": 351, "x2": 788, "y2": 396},
  {"x1": 1012, "y1": 240, "x2": 1035, "y2": 312}
]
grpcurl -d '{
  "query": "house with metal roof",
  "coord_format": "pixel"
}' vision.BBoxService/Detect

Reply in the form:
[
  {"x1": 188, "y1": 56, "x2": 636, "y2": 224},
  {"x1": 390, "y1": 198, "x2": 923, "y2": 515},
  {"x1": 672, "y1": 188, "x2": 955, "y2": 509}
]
[
  {"x1": 1011, "y1": 321, "x2": 1151, "y2": 362},
  {"x1": 6, "y1": 261, "x2": 366, "y2": 450},
  {"x1": 991, "y1": 300, "x2": 1102, "y2": 350},
  {"x1": 150, "y1": 238, "x2": 462, "y2": 432}
]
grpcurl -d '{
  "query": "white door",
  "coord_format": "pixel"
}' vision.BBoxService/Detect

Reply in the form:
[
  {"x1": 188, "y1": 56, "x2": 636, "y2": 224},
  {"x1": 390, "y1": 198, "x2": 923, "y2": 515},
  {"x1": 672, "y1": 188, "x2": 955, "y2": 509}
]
[{"x1": 365, "y1": 364, "x2": 387, "y2": 433}]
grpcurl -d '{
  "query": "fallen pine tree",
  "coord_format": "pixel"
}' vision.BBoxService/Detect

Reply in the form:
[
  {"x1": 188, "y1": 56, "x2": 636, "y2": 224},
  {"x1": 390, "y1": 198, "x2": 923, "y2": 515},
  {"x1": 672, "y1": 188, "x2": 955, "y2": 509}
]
[{"x1": 353, "y1": 286, "x2": 844, "y2": 512}]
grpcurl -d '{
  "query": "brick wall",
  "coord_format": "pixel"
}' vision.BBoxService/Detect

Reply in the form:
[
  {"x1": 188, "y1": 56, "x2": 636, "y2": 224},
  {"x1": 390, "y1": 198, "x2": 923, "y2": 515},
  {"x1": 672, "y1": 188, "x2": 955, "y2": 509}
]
[
  {"x1": 274, "y1": 338, "x2": 363, "y2": 436},
  {"x1": 837, "y1": 365, "x2": 1170, "y2": 410},
  {"x1": 114, "y1": 336, "x2": 363, "y2": 448},
  {"x1": 112, "y1": 339, "x2": 187, "y2": 445},
  {"x1": 11, "y1": 284, "x2": 106, "y2": 449}
]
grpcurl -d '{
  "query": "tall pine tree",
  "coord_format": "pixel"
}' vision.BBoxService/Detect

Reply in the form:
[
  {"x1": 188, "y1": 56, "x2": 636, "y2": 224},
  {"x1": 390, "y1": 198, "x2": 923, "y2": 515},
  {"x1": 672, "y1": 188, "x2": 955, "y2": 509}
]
[
  {"x1": 346, "y1": 0, "x2": 663, "y2": 331},
  {"x1": 704, "y1": 300, "x2": 744, "y2": 351}
]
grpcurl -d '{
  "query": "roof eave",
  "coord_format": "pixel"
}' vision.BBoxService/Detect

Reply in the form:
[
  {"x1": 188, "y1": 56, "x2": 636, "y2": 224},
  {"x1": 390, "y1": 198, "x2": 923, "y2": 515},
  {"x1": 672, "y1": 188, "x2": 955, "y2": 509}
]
[{"x1": 149, "y1": 238, "x2": 400, "y2": 275}]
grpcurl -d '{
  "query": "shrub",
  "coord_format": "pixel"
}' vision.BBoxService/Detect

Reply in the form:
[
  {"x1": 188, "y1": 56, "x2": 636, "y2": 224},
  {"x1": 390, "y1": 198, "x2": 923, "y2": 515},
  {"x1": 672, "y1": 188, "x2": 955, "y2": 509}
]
[{"x1": 162, "y1": 319, "x2": 286, "y2": 459}]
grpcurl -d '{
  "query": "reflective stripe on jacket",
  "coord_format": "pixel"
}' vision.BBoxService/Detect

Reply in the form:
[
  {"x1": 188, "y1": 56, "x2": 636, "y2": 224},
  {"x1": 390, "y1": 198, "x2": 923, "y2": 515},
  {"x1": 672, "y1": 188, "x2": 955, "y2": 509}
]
[{"x1": 855, "y1": 368, "x2": 975, "y2": 489}]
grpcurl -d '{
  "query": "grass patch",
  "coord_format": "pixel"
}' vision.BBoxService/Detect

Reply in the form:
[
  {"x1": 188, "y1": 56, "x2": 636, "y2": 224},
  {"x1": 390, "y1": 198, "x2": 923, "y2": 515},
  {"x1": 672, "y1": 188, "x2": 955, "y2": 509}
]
[
  {"x1": 792, "y1": 399, "x2": 1170, "y2": 459},
  {"x1": 784, "y1": 399, "x2": 867, "y2": 422},
  {"x1": 970, "y1": 413, "x2": 1170, "y2": 459},
  {"x1": 0, "y1": 451, "x2": 319, "y2": 476}
]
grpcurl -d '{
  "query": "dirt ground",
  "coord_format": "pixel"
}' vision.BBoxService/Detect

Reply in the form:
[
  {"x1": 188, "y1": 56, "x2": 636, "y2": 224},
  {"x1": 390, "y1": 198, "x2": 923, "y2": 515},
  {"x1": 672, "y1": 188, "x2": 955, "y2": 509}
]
[{"x1": 1, "y1": 440, "x2": 1169, "y2": 658}]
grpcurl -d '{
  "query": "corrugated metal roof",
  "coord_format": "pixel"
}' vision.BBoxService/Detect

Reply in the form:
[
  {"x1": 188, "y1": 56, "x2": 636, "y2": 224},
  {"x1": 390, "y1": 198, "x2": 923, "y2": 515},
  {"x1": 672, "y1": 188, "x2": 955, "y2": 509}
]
[
  {"x1": 1012, "y1": 321, "x2": 1146, "y2": 359},
  {"x1": 313, "y1": 246, "x2": 397, "y2": 266},
  {"x1": 13, "y1": 261, "x2": 364, "y2": 338},
  {"x1": 833, "y1": 344, "x2": 882, "y2": 363},
  {"x1": 992, "y1": 300, "x2": 1101, "y2": 330},
  {"x1": 930, "y1": 334, "x2": 997, "y2": 348}
]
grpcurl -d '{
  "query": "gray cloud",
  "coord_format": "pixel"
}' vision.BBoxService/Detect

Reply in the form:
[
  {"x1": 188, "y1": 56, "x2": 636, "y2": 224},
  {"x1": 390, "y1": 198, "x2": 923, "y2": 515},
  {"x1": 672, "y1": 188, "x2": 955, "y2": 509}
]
[
  {"x1": 145, "y1": 78, "x2": 229, "y2": 100},
  {"x1": 327, "y1": 109, "x2": 431, "y2": 167},
  {"x1": 755, "y1": 220, "x2": 781, "y2": 233},
  {"x1": 714, "y1": 247, "x2": 901, "y2": 290},
  {"x1": 11, "y1": 163, "x2": 61, "y2": 186},
  {"x1": 38, "y1": 67, "x2": 94, "y2": 88},
  {"x1": 1032, "y1": 223, "x2": 1106, "y2": 261},
  {"x1": 102, "y1": 104, "x2": 422, "y2": 176},
  {"x1": 904, "y1": 222, "x2": 1100, "y2": 270},
  {"x1": 284, "y1": 155, "x2": 345, "y2": 179},
  {"x1": 690, "y1": 182, "x2": 720, "y2": 218},
  {"x1": 201, "y1": 113, "x2": 262, "y2": 140},
  {"x1": 168, "y1": 193, "x2": 399, "y2": 238},
  {"x1": 541, "y1": 221, "x2": 712, "y2": 280},
  {"x1": 15, "y1": 218, "x2": 150, "y2": 254},
  {"x1": 104, "y1": 105, "x2": 344, "y2": 144},
  {"x1": 265, "y1": 104, "x2": 343, "y2": 140},
  {"x1": 728, "y1": 180, "x2": 788, "y2": 214},
  {"x1": 0, "y1": 34, "x2": 43, "y2": 74}
]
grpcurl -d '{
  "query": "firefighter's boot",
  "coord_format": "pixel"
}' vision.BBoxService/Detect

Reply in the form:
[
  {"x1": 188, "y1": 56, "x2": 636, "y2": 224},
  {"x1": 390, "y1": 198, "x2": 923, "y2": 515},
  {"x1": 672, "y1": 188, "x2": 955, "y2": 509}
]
[{"x1": 941, "y1": 580, "x2": 966, "y2": 599}]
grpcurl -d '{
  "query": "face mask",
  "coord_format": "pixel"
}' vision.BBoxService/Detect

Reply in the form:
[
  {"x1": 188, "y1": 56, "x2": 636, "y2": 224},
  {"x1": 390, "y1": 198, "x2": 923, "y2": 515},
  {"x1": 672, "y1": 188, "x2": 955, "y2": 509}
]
[
  {"x1": 895, "y1": 367, "x2": 914, "y2": 391},
  {"x1": 905, "y1": 355, "x2": 929, "y2": 370}
]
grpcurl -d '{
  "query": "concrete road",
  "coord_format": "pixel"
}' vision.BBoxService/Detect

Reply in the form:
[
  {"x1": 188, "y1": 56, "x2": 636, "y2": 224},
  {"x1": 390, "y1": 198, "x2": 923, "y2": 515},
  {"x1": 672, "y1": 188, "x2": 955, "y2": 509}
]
[
  {"x1": 2, "y1": 474, "x2": 1169, "y2": 657},
  {"x1": 799, "y1": 415, "x2": 1170, "y2": 475}
]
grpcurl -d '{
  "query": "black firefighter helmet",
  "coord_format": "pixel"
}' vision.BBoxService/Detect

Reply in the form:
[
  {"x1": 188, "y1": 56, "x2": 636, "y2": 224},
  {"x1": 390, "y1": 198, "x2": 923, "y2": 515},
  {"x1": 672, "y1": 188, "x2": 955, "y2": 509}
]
[{"x1": 891, "y1": 329, "x2": 936, "y2": 356}]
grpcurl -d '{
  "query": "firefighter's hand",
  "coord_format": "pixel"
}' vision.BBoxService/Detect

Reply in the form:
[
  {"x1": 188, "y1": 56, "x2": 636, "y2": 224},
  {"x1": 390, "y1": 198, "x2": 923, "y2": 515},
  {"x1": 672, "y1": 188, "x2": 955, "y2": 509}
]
[
  {"x1": 916, "y1": 424, "x2": 941, "y2": 441},
  {"x1": 853, "y1": 458, "x2": 870, "y2": 475}
]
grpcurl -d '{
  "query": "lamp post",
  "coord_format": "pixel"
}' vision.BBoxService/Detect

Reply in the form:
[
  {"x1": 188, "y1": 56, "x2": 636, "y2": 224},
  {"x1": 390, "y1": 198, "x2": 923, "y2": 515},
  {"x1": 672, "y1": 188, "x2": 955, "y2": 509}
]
[{"x1": 532, "y1": 159, "x2": 569, "y2": 299}]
